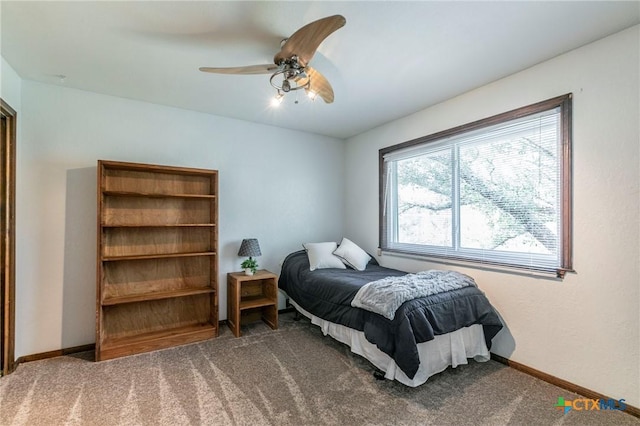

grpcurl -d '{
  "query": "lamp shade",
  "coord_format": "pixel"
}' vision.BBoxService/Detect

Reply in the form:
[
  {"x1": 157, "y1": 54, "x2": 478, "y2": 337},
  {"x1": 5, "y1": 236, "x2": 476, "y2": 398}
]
[{"x1": 238, "y1": 238, "x2": 261, "y2": 257}]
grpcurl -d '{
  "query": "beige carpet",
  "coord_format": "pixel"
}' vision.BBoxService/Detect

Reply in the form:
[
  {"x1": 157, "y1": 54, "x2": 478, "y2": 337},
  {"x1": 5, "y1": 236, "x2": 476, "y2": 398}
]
[{"x1": 1, "y1": 312, "x2": 637, "y2": 426}]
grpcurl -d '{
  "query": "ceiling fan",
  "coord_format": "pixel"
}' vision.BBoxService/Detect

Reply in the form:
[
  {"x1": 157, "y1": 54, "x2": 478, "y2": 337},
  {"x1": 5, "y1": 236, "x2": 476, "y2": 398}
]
[{"x1": 199, "y1": 15, "x2": 346, "y2": 104}]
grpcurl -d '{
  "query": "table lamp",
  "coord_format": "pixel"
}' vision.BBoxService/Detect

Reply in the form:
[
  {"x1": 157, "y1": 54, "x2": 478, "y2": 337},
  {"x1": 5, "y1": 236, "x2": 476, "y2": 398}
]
[{"x1": 238, "y1": 238, "x2": 261, "y2": 275}]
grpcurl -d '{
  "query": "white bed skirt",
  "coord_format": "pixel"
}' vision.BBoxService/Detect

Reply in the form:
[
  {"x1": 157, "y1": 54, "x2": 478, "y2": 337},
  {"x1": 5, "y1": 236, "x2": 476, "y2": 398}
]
[{"x1": 290, "y1": 300, "x2": 490, "y2": 387}]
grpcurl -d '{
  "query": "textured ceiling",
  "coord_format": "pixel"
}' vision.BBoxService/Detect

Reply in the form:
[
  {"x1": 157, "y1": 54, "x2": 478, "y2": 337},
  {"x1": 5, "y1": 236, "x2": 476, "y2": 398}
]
[{"x1": 2, "y1": 1, "x2": 639, "y2": 139}]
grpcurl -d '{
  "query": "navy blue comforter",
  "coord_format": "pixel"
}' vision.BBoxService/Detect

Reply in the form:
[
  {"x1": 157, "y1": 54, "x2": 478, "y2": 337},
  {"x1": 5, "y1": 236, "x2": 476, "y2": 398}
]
[{"x1": 278, "y1": 250, "x2": 503, "y2": 379}]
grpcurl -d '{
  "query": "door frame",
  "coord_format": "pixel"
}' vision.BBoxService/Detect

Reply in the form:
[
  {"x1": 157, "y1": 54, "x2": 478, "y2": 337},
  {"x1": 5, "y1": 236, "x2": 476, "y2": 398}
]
[{"x1": 1, "y1": 98, "x2": 16, "y2": 376}]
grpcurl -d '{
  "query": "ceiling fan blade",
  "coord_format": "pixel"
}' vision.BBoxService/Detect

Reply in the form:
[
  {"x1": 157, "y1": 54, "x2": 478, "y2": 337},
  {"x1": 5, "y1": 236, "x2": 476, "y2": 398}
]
[
  {"x1": 296, "y1": 67, "x2": 335, "y2": 104},
  {"x1": 199, "y1": 64, "x2": 279, "y2": 75},
  {"x1": 274, "y1": 15, "x2": 346, "y2": 67}
]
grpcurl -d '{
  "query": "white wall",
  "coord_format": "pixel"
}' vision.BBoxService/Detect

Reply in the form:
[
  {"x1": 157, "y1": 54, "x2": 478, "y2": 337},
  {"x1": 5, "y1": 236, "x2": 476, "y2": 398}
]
[
  {"x1": 345, "y1": 26, "x2": 639, "y2": 407},
  {"x1": 1, "y1": 57, "x2": 22, "y2": 111},
  {"x1": 14, "y1": 79, "x2": 345, "y2": 358}
]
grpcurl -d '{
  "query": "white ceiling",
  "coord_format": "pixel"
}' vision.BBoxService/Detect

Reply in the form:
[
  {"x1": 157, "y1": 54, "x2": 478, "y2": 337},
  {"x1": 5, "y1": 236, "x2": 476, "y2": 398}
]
[{"x1": 2, "y1": 1, "x2": 639, "y2": 139}]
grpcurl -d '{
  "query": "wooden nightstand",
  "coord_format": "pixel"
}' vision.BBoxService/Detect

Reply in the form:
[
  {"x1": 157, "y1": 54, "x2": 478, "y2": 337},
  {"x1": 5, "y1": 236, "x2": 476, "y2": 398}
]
[{"x1": 227, "y1": 270, "x2": 278, "y2": 337}]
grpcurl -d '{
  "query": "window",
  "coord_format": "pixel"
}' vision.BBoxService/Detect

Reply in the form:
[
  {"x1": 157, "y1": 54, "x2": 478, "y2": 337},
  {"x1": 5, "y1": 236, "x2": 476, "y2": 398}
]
[{"x1": 379, "y1": 94, "x2": 573, "y2": 277}]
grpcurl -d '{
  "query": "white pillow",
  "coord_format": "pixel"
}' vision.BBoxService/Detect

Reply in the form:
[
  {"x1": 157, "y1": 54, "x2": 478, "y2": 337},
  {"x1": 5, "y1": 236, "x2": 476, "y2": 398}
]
[
  {"x1": 302, "y1": 242, "x2": 347, "y2": 271},
  {"x1": 333, "y1": 238, "x2": 372, "y2": 271}
]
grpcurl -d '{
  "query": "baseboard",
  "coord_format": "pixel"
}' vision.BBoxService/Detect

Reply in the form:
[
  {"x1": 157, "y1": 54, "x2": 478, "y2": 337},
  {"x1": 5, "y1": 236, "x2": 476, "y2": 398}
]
[
  {"x1": 14, "y1": 320, "x2": 235, "y2": 366},
  {"x1": 16, "y1": 344, "x2": 96, "y2": 365},
  {"x1": 491, "y1": 353, "x2": 639, "y2": 418}
]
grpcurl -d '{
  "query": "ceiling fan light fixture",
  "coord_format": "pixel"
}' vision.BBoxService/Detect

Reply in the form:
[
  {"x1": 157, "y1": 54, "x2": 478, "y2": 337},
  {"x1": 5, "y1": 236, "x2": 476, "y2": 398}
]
[
  {"x1": 306, "y1": 89, "x2": 318, "y2": 101},
  {"x1": 268, "y1": 63, "x2": 313, "y2": 105},
  {"x1": 271, "y1": 91, "x2": 285, "y2": 107}
]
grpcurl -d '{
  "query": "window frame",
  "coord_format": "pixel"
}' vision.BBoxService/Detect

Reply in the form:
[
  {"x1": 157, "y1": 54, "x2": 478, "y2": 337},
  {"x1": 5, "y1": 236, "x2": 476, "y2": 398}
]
[{"x1": 379, "y1": 94, "x2": 573, "y2": 277}]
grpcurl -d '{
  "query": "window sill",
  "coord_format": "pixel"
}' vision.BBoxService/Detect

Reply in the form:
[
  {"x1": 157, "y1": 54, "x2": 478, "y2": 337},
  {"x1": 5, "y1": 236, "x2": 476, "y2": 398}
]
[{"x1": 379, "y1": 249, "x2": 574, "y2": 280}]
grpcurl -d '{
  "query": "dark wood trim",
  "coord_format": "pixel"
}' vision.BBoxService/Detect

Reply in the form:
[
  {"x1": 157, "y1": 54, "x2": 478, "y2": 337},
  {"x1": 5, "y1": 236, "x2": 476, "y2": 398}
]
[
  {"x1": 16, "y1": 344, "x2": 96, "y2": 365},
  {"x1": 1, "y1": 98, "x2": 16, "y2": 376},
  {"x1": 491, "y1": 353, "x2": 639, "y2": 418},
  {"x1": 560, "y1": 94, "x2": 573, "y2": 273},
  {"x1": 379, "y1": 94, "x2": 574, "y2": 275}
]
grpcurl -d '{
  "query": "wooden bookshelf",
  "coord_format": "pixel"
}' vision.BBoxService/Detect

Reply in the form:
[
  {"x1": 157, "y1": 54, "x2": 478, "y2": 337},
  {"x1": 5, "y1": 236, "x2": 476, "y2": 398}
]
[{"x1": 96, "y1": 160, "x2": 218, "y2": 361}]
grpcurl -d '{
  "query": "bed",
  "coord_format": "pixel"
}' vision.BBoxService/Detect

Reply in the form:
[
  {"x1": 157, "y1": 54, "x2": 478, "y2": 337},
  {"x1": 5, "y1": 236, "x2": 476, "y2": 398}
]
[{"x1": 278, "y1": 247, "x2": 503, "y2": 387}]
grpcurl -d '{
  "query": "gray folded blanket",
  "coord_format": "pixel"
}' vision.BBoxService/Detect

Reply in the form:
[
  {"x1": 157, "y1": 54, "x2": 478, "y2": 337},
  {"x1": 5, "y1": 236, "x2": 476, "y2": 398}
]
[{"x1": 351, "y1": 270, "x2": 477, "y2": 320}]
